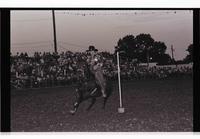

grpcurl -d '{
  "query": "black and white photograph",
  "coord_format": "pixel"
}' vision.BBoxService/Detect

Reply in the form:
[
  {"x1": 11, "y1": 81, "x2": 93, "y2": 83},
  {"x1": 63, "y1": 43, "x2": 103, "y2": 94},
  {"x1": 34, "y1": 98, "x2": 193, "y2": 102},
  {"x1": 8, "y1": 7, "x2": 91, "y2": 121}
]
[{"x1": 10, "y1": 10, "x2": 194, "y2": 132}]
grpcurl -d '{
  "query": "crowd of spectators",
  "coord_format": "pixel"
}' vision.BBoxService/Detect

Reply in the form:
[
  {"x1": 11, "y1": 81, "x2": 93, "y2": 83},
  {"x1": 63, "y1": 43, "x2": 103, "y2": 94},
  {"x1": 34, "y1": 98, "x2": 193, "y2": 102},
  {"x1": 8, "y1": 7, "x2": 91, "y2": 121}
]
[{"x1": 10, "y1": 51, "x2": 193, "y2": 89}]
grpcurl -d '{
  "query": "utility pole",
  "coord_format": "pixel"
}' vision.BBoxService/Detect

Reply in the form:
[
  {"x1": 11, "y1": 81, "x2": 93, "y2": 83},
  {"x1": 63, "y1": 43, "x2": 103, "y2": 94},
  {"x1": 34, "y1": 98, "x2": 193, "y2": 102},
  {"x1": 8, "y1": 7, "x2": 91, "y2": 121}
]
[
  {"x1": 146, "y1": 47, "x2": 150, "y2": 67},
  {"x1": 52, "y1": 10, "x2": 57, "y2": 53},
  {"x1": 171, "y1": 45, "x2": 177, "y2": 66},
  {"x1": 171, "y1": 45, "x2": 174, "y2": 60}
]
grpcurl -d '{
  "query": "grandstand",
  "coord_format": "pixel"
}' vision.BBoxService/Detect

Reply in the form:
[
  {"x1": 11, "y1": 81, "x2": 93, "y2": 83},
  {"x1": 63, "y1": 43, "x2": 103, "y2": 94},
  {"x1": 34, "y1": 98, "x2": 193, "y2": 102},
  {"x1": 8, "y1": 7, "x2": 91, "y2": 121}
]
[{"x1": 10, "y1": 52, "x2": 193, "y2": 89}]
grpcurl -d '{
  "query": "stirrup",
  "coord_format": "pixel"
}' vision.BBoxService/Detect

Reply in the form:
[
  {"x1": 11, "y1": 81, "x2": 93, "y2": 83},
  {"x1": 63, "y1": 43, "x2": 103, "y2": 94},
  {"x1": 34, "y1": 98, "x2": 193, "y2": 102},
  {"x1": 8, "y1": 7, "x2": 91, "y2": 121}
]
[{"x1": 90, "y1": 88, "x2": 97, "y2": 95}]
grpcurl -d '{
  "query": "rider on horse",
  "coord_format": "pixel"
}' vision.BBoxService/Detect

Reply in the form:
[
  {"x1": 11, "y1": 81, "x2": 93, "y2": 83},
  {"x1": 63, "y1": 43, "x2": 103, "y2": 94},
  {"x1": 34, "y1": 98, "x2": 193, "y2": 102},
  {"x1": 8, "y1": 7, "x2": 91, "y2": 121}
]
[{"x1": 87, "y1": 48, "x2": 107, "y2": 98}]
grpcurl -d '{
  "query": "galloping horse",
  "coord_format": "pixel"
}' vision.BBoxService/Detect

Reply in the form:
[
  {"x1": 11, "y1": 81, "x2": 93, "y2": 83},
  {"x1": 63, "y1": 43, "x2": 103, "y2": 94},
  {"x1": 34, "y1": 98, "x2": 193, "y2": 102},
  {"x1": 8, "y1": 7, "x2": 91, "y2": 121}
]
[{"x1": 69, "y1": 60, "x2": 112, "y2": 115}]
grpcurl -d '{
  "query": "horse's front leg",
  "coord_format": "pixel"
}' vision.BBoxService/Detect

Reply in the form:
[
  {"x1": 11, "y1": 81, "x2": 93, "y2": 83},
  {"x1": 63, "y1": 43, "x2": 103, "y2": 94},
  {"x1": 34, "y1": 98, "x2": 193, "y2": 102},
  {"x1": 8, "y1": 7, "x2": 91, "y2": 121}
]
[
  {"x1": 86, "y1": 98, "x2": 96, "y2": 111},
  {"x1": 70, "y1": 100, "x2": 81, "y2": 115},
  {"x1": 70, "y1": 89, "x2": 82, "y2": 115}
]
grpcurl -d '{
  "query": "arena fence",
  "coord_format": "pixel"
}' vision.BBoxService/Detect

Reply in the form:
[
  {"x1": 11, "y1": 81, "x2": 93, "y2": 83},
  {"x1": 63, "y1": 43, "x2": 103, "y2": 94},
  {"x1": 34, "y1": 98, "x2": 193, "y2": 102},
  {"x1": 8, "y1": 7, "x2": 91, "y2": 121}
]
[{"x1": 11, "y1": 71, "x2": 193, "y2": 90}]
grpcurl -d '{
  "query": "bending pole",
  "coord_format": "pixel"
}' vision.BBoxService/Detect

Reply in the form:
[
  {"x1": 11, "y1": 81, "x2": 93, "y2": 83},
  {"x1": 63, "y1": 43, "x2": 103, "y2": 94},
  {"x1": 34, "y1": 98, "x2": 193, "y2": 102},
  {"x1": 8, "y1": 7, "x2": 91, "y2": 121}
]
[{"x1": 117, "y1": 51, "x2": 125, "y2": 113}]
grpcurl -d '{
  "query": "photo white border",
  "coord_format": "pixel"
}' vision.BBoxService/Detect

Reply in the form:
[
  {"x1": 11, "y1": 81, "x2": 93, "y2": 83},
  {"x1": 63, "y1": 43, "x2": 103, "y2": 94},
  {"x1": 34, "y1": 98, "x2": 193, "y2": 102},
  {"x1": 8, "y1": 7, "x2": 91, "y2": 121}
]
[
  {"x1": 1, "y1": 132, "x2": 200, "y2": 139},
  {"x1": 1, "y1": 0, "x2": 200, "y2": 138},
  {"x1": 0, "y1": 0, "x2": 200, "y2": 8}
]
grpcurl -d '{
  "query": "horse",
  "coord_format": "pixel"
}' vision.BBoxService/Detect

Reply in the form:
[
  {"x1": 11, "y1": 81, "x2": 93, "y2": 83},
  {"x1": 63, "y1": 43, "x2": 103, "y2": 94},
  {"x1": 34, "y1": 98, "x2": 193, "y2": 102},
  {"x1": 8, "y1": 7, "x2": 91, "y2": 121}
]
[
  {"x1": 69, "y1": 61, "x2": 112, "y2": 115},
  {"x1": 69, "y1": 79, "x2": 112, "y2": 115}
]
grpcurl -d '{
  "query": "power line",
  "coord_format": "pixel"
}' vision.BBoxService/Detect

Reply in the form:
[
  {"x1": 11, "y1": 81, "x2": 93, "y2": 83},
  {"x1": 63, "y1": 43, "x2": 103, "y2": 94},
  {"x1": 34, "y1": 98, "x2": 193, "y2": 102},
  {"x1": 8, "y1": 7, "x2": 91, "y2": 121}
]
[
  {"x1": 59, "y1": 41, "x2": 88, "y2": 49},
  {"x1": 57, "y1": 44, "x2": 73, "y2": 51},
  {"x1": 58, "y1": 44, "x2": 87, "y2": 52},
  {"x1": 58, "y1": 10, "x2": 191, "y2": 16},
  {"x1": 11, "y1": 45, "x2": 52, "y2": 49},
  {"x1": 11, "y1": 40, "x2": 106, "y2": 51},
  {"x1": 11, "y1": 41, "x2": 52, "y2": 46},
  {"x1": 11, "y1": 10, "x2": 192, "y2": 23},
  {"x1": 11, "y1": 18, "x2": 51, "y2": 22}
]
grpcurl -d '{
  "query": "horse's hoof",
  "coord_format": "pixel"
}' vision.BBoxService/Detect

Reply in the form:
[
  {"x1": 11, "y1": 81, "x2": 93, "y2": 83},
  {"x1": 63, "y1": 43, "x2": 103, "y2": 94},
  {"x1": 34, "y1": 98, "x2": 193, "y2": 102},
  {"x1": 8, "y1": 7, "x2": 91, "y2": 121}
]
[{"x1": 69, "y1": 110, "x2": 76, "y2": 115}]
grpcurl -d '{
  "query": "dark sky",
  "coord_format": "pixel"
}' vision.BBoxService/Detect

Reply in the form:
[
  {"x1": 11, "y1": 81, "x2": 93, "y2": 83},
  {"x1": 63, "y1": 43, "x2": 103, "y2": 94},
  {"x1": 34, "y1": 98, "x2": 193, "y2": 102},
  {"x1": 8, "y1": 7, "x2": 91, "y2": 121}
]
[{"x1": 11, "y1": 10, "x2": 193, "y2": 60}]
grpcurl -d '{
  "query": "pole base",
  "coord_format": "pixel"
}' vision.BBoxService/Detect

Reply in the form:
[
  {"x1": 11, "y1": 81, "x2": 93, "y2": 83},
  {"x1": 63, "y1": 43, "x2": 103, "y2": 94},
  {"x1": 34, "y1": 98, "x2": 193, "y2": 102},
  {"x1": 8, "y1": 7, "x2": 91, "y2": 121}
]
[{"x1": 118, "y1": 107, "x2": 125, "y2": 113}]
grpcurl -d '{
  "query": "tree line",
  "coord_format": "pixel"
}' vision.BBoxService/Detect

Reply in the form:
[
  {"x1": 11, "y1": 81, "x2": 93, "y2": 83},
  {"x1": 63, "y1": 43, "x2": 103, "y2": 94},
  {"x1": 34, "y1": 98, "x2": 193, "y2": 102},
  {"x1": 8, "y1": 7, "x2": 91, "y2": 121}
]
[
  {"x1": 114, "y1": 34, "x2": 193, "y2": 65},
  {"x1": 87, "y1": 33, "x2": 193, "y2": 65}
]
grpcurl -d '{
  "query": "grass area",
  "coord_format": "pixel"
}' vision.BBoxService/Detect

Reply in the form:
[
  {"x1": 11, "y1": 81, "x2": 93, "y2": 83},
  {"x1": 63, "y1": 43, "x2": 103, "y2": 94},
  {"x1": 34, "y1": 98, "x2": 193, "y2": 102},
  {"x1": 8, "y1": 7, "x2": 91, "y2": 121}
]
[{"x1": 11, "y1": 78, "x2": 193, "y2": 132}]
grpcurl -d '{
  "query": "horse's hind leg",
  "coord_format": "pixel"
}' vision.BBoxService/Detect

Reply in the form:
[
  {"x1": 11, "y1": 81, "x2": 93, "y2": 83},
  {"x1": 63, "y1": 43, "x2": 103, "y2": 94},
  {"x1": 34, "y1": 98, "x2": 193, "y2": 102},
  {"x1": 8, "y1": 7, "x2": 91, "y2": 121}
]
[
  {"x1": 102, "y1": 97, "x2": 108, "y2": 109},
  {"x1": 86, "y1": 98, "x2": 96, "y2": 111}
]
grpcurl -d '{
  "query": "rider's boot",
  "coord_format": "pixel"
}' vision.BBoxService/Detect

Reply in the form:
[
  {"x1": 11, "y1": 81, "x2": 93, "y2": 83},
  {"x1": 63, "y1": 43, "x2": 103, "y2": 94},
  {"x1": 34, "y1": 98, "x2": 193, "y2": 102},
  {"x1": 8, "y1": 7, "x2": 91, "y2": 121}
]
[{"x1": 102, "y1": 90, "x2": 107, "y2": 98}]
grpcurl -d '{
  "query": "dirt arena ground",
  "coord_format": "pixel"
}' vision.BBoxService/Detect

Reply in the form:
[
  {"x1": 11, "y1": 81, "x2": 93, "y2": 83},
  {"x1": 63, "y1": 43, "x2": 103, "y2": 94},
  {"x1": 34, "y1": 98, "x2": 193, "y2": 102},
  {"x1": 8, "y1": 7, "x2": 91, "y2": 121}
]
[{"x1": 11, "y1": 78, "x2": 193, "y2": 132}]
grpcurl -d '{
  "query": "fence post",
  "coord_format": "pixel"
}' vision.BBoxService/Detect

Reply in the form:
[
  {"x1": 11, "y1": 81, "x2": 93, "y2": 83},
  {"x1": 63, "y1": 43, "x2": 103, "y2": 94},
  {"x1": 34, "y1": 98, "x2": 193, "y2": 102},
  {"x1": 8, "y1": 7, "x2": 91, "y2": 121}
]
[{"x1": 30, "y1": 77, "x2": 33, "y2": 88}]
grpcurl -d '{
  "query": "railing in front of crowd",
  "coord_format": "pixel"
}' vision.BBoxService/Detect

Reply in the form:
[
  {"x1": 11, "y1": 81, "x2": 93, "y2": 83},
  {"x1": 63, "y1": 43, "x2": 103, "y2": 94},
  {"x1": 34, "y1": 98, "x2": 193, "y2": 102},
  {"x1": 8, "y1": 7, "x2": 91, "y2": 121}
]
[{"x1": 11, "y1": 71, "x2": 193, "y2": 90}]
